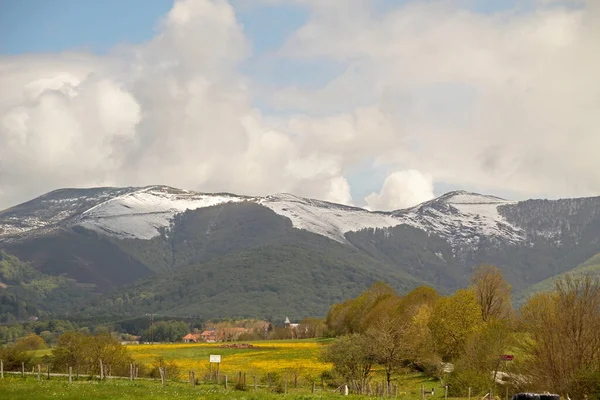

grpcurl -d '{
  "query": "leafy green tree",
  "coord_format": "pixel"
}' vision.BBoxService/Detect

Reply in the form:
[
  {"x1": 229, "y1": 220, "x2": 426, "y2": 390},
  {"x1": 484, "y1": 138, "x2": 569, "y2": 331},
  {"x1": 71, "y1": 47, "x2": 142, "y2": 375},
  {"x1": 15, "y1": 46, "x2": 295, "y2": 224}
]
[
  {"x1": 447, "y1": 319, "x2": 514, "y2": 396},
  {"x1": 429, "y1": 288, "x2": 482, "y2": 361},
  {"x1": 326, "y1": 282, "x2": 397, "y2": 335},
  {"x1": 322, "y1": 334, "x2": 374, "y2": 394}
]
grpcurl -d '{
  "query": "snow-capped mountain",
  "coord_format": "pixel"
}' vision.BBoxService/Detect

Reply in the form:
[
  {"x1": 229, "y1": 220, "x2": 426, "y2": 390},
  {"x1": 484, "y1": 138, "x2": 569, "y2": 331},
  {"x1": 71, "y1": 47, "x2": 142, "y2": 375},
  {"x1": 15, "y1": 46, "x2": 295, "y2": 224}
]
[
  {"x1": 1, "y1": 185, "x2": 600, "y2": 320},
  {"x1": 0, "y1": 185, "x2": 524, "y2": 246}
]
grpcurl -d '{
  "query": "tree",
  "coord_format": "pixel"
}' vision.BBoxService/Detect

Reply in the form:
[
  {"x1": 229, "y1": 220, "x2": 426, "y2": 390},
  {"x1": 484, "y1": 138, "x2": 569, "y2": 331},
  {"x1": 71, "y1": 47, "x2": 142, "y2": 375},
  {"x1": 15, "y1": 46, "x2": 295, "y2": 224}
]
[
  {"x1": 297, "y1": 317, "x2": 326, "y2": 339},
  {"x1": 429, "y1": 288, "x2": 482, "y2": 361},
  {"x1": 519, "y1": 275, "x2": 600, "y2": 397},
  {"x1": 447, "y1": 319, "x2": 514, "y2": 396},
  {"x1": 471, "y1": 264, "x2": 512, "y2": 322},
  {"x1": 365, "y1": 310, "x2": 409, "y2": 387},
  {"x1": 325, "y1": 282, "x2": 396, "y2": 335},
  {"x1": 52, "y1": 331, "x2": 132, "y2": 376},
  {"x1": 322, "y1": 334, "x2": 374, "y2": 394},
  {"x1": 17, "y1": 333, "x2": 48, "y2": 350}
]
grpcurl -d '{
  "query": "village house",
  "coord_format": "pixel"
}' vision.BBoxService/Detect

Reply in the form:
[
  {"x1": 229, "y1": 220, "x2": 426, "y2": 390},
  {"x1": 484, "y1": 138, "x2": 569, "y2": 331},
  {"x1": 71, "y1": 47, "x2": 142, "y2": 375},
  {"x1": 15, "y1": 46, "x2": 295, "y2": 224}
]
[{"x1": 182, "y1": 333, "x2": 201, "y2": 343}]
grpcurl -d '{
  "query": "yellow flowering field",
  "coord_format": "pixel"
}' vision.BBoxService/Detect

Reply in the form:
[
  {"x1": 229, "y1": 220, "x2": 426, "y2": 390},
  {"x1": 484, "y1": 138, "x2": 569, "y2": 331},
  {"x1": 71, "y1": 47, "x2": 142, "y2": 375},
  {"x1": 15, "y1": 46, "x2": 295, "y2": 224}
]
[{"x1": 126, "y1": 339, "x2": 333, "y2": 380}]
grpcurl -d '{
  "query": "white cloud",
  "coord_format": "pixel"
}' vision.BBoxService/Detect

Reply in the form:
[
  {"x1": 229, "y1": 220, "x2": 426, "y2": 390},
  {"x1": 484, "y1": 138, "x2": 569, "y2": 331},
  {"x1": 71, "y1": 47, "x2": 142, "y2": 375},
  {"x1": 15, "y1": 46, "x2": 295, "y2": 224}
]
[
  {"x1": 0, "y1": 0, "x2": 351, "y2": 209},
  {"x1": 1, "y1": 0, "x2": 600, "y2": 210},
  {"x1": 268, "y1": 0, "x2": 600, "y2": 199},
  {"x1": 365, "y1": 170, "x2": 435, "y2": 211}
]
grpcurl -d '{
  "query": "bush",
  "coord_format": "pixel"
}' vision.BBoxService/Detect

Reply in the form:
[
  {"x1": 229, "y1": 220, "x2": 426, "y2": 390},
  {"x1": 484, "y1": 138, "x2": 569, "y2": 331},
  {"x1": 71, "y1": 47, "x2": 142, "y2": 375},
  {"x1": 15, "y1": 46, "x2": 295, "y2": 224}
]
[
  {"x1": 446, "y1": 365, "x2": 494, "y2": 397},
  {"x1": 17, "y1": 333, "x2": 48, "y2": 350},
  {"x1": 51, "y1": 331, "x2": 132, "y2": 376},
  {"x1": 0, "y1": 342, "x2": 34, "y2": 370},
  {"x1": 567, "y1": 367, "x2": 600, "y2": 400}
]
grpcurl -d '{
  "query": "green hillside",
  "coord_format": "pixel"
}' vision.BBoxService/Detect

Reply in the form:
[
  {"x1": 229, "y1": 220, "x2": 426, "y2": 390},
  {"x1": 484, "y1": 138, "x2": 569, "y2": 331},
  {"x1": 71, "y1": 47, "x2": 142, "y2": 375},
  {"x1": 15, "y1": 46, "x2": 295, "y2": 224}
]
[{"x1": 515, "y1": 252, "x2": 600, "y2": 304}]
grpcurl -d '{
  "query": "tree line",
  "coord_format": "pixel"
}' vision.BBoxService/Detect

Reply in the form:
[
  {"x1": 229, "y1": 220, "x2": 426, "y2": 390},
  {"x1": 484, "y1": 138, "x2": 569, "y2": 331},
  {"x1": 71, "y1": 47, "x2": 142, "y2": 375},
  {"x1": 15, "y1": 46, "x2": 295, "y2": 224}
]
[{"x1": 322, "y1": 264, "x2": 600, "y2": 400}]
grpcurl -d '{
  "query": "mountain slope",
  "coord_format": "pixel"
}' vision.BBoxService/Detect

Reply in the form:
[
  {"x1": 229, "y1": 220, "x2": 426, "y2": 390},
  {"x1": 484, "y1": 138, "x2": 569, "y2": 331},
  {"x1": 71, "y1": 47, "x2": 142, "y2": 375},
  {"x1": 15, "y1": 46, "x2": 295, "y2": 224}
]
[
  {"x1": 1, "y1": 186, "x2": 600, "y2": 319},
  {"x1": 516, "y1": 252, "x2": 600, "y2": 304},
  {"x1": 76, "y1": 229, "x2": 426, "y2": 320}
]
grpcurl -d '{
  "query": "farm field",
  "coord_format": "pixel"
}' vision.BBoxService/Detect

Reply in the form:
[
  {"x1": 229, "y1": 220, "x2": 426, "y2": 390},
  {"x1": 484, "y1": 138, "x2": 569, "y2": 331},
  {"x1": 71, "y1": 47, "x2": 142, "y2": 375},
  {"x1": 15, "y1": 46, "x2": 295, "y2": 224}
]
[{"x1": 126, "y1": 339, "x2": 333, "y2": 380}]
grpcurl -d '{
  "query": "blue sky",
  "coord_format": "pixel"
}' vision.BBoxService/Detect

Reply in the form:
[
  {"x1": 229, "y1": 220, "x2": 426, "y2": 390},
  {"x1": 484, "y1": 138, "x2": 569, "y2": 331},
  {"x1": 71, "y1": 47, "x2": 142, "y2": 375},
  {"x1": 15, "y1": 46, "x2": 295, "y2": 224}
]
[{"x1": 0, "y1": 0, "x2": 532, "y2": 55}]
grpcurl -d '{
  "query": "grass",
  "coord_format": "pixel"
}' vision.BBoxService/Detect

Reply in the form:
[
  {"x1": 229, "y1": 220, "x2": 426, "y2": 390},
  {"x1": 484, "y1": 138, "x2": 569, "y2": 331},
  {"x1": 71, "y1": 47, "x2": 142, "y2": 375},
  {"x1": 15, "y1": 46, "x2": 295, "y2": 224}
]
[
  {"x1": 0, "y1": 374, "x2": 451, "y2": 400},
  {"x1": 0, "y1": 376, "x2": 368, "y2": 400},
  {"x1": 8, "y1": 339, "x2": 459, "y2": 399}
]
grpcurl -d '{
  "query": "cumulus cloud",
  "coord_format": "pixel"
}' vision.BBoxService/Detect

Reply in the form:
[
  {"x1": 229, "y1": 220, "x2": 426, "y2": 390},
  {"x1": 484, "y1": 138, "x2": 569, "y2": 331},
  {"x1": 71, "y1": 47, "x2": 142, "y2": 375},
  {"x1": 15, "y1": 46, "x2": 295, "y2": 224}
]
[
  {"x1": 365, "y1": 170, "x2": 435, "y2": 211},
  {"x1": 1, "y1": 0, "x2": 599, "y2": 211},
  {"x1": 269, "y1": 0, "x2": 600, "y2": 199},
  {"x1": 0, "y1": 0, "x2": 352, "y2": 209}
]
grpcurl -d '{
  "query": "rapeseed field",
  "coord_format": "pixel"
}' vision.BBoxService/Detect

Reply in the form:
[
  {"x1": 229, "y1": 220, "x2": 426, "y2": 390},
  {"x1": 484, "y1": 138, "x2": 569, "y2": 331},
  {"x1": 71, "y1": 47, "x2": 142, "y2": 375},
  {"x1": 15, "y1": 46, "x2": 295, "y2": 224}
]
[{"x1": 127, "y1": 339, "x2": 334, "y2": 380}]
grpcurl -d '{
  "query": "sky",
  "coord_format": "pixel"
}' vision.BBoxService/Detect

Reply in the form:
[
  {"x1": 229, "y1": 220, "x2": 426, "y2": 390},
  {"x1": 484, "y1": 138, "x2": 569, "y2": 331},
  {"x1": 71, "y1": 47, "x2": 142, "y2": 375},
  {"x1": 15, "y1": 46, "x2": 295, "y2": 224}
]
[{"x1": 0, "y1": 0, "x2": 599, "y2": 211}]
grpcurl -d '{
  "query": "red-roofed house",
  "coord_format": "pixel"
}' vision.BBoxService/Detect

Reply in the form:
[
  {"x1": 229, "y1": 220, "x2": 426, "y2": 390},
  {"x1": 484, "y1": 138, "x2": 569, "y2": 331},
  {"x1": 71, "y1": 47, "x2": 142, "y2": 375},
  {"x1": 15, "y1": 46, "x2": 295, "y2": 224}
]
[
  {"x1": 182, "y1": 333, "x2": 201, "y2": 343},
  {"x1": 200, "y1": 330, "x2": 217, "y2": 343}
]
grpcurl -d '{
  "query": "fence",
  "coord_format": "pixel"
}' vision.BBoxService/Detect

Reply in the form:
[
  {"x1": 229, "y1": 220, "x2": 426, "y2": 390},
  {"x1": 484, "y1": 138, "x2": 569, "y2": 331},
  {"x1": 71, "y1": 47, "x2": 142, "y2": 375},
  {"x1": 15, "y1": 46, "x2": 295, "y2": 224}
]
[{"x1": 0, "y1": 359, "x2": 518, "y2": 399}]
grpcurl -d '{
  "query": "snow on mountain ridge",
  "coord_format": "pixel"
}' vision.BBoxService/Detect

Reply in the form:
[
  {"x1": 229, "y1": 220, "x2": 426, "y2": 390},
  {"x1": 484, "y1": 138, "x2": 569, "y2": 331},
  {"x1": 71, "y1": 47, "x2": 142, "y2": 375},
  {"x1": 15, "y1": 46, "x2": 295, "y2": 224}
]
[
  {"x1": 0, "y1": 186, "x2": 527, "y2": 246},
  {"x1": 259, "y1": 193, "x2": 401, "y2": 243},
  {"x1": 77, "y1": 186, "x2": 249, "y2": 239},
  {"x1": 394, "y1": 190, "x2": 523, "y2": 247}
]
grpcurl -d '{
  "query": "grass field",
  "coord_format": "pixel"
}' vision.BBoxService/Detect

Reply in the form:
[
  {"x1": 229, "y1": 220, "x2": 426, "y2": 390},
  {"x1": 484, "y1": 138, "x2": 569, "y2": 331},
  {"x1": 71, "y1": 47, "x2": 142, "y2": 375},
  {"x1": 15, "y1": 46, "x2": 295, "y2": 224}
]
[
  {"x1": 4, "y1": 339, "x2": 450, "y2": 399},
  {"x1": 0, "y1": 373, "x2": 444, "y2": 400},
  {"x1": 0, "y1": 376, "x2": 370, "y2": 400}
]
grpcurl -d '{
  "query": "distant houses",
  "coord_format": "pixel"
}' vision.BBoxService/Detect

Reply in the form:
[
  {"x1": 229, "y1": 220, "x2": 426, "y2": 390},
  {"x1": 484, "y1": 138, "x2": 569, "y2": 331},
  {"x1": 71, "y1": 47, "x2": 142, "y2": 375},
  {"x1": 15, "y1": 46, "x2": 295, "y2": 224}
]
[
  {"x1": 182, "y1": 333, "x2": 201, "y2": 343},
  {"x1": 181, "y1": 327, "x2": 247, "y2": 343},
  {"x1": 180, "y1": 317, "x2": 307, "y2": 343}
]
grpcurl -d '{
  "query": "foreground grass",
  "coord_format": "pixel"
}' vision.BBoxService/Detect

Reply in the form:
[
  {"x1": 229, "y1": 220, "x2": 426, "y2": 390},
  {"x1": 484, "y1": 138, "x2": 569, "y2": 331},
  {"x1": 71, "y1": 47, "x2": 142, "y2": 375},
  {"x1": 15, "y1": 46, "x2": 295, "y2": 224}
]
[{"x1": 0, "y1": 376, "x2": 369, "y2": 400}]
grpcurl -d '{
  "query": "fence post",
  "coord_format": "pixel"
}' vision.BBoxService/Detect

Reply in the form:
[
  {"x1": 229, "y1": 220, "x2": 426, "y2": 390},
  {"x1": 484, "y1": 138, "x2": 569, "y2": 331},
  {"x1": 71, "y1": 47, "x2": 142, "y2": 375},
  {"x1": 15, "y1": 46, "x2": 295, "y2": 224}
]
[
  {"x1": 445, "y1": 385, "x2": 448, "y2": 400},
  {"x1": 1, "y1": 359, "x2": 3, "y2": 379},
  {"x1": 254, "y1": 376, "x2": 257, "y2": 391},
  {"x1": 22, "y1": 362, "x2": 25, "y2": 377},
  {"x1": 312, "y1": 381, "x2": 316, "y2": 393},
  {"x1": 321, "y1": 376, "x2": 325, "y2": 391},
  {"x1": 47, "y1": 365, "x2": 50, "y2": 380},
  {"x1": 37, "y1": 364, "x2": 41, "y2": 382},
  {"x1": 506, "y1": 386, "x2": 509, "y2": 400},
  {"x1": 468, "y1": 387, "x2": 471, "y2": 400},
  {"x1": 267, "y1": 372, "x2": 271, "y2": 387},
  {"x1": 192, "y1": 370, "x2": 196, "y2": 388},
  {"x1": 225, "y1": 375, "x2": 228, "y2": 390},
  {"x1": 284, "y1": 378, "x2": 288, "y2": 394},
  {"x1": 99, "y1": 359, "x2": 103, "y2": 380},
  {"x1": 69, "y1": 366, "x2": 72, "y2": 384}
]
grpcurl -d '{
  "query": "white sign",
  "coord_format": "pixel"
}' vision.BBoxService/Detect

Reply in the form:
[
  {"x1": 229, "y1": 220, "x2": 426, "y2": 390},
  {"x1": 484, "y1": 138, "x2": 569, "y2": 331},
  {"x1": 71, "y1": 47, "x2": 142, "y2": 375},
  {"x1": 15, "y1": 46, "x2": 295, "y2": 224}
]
[{"x1": 209, "y1": 355, "x2": 221, "y2": 363}]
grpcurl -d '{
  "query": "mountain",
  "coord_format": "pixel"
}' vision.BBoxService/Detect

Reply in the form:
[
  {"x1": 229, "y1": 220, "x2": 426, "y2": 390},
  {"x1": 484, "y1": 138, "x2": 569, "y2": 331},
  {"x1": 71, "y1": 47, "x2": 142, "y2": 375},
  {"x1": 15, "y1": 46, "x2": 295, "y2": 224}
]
[{"x1": 1, "y1": 185, "x2": 600, "y2": 320}]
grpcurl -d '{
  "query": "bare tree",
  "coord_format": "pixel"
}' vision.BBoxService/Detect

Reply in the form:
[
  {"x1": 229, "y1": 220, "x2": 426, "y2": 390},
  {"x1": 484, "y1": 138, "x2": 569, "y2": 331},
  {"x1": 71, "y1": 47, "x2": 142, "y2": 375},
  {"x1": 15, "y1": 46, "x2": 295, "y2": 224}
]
[
  {"x1": 520, "y1": 275, "x2": 600, "y2": 397},
  {"x1": 471, "y1": 264, "x2": 512, "y2": 322}
]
